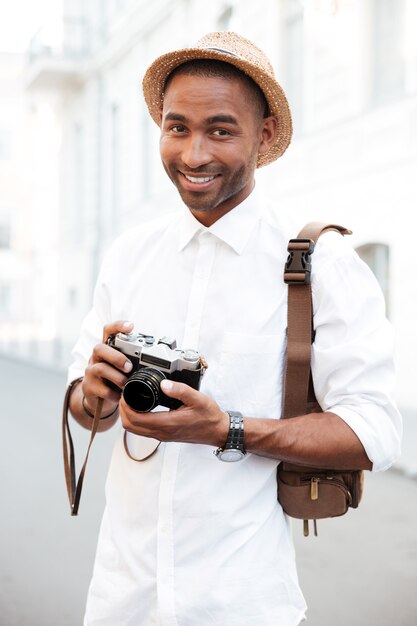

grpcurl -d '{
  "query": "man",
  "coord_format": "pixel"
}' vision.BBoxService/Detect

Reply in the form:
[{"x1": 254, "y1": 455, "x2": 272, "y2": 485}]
[{"x1": 67, "y1": 32, "x2": 401, "y2": 626}]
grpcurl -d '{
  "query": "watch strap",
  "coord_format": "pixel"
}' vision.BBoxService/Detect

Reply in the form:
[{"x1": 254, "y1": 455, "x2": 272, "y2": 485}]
[
  {"x1": 214, "y1": 410, "x2": 246, "y2": 461},
  {"x1": 224, "y1": 411, "x2": 245, "y2": 451}
]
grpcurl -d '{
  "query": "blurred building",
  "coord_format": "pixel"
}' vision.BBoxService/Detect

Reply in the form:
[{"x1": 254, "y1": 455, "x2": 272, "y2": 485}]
[
  {"x1": 0, "y1": 0, "x2": 416, "y2": 410},
  {"x1": 0, "y1": 54, "x2": 26, "y2": 334},
  {"x1": 0, "y1": 50, "x2": 62, "y2": 366}
]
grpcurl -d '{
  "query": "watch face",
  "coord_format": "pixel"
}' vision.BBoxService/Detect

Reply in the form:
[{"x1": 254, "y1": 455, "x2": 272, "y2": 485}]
[{"x1": 219, "y1": 449, "x2": 245, "y2": 462}]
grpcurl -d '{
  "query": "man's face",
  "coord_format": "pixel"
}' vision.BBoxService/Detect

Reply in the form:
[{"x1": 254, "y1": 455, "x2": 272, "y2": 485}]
[{"x1": 159, "y1": 72, "x2": 275, "y2": 225}]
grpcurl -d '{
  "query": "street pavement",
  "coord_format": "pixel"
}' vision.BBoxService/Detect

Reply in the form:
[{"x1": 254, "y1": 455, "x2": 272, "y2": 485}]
[{"x1": 0, "y1": 355, "x2": 416, "y2": 626}]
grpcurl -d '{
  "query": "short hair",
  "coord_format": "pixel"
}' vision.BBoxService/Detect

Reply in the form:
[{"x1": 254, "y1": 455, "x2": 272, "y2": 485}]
[{"x1": 163, "y1": 59, "x2": 269, "y2": 119}]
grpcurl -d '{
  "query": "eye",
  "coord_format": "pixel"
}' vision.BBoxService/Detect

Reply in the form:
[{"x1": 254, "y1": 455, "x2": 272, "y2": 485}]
[
  {"x1": 213, "y1": 128, "x2": 231, "y2": 136},
  {"x1": 170, "y1": 124, "x2": 186, "y2": 133}
]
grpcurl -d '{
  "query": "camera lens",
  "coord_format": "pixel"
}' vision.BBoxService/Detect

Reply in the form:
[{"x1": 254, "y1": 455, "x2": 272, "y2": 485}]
[{"x1": 122, "y1": 367, "x2": 166, "y2": 412}]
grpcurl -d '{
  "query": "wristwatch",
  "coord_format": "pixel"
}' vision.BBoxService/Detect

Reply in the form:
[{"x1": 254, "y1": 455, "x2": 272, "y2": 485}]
[{"x1": 214, "y1": 411, "x2": 246, "y2": 462}]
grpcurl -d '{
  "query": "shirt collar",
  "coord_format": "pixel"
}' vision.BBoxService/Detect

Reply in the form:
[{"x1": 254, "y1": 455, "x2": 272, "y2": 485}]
[{"x1": 177, "y1": 185, "x2": 261, "y2": 255}]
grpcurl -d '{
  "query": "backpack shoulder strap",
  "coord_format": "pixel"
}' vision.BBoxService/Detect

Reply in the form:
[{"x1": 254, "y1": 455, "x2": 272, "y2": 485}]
[{"x1": 282, "y1": 222, "x2": 352, "y2": 419}]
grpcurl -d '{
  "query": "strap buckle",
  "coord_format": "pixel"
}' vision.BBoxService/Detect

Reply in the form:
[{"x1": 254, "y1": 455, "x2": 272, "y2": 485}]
[{"x1": 284, "y1": 238, "x2": 315, "y2": 285}]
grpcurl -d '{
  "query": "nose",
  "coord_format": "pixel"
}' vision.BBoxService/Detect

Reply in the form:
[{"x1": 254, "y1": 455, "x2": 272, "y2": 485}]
[{"x1": 181, "y1": 133, "x2": 212, "y2": 169}]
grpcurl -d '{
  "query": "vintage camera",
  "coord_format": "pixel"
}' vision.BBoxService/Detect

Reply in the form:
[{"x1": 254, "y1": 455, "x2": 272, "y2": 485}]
[{"x1": 107, "y1": 332, "x2": 206, "y2": 412}]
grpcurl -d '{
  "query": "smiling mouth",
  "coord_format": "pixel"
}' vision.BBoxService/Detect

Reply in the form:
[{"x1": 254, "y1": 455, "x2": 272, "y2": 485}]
[{"x1": 180, "y1": 172, "x2": 219, "y2": 185}]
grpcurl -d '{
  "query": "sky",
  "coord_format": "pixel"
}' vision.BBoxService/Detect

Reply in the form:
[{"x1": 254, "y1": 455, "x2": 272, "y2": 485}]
[{"x1": 0, "y1": 0, "x2": 63, "y2": 53}]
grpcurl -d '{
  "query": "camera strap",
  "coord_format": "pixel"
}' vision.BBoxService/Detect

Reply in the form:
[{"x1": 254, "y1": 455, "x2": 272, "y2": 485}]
[
  {"x1": 62, "y1": 377, "x2": 105, "y2": 516},
  {"x1": 123, "y1": 431, "x2": 161, "y2": 461}
]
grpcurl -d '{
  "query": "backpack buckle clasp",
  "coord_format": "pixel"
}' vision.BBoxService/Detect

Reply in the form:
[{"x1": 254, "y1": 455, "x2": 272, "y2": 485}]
[{"x1": 284, "y1": 239, "x2": 315, "y2": 285}]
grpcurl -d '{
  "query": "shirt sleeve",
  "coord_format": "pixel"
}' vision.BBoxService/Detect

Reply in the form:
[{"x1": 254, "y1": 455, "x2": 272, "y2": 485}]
[
  {"x1": 67, "y1": 251, "x2": 114, "y2": 385},
  {"x1": 311, "y1": 232, "x2": 402, "y2": 472}
]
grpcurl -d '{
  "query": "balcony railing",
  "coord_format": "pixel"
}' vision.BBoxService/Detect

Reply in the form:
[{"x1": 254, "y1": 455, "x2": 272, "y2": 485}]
[{"x1": 28, "y1": 17, "x2": 89, "y2": 64}]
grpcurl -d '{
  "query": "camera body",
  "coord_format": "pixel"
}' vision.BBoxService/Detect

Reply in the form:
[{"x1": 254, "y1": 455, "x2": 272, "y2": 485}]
[{"x1": 108, "y1": 332, "x2": 206, "y2": 412}]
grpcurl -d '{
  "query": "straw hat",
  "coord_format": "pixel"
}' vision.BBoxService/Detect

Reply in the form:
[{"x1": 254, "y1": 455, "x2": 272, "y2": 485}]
[{"x1": 142, "y1": 32, "x2": 292, "y2": 167}]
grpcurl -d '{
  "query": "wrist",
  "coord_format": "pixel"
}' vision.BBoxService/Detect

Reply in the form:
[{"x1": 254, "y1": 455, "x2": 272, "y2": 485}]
[
  {"x1": 82, "y1": 394, "x2": 118, "y2": 420},
  {"x1": 214, "y1": 411, "x2": 246, "y2": 462},
  {"x1": 216, "y1": 411, "x2": 230, "y2": 446}
]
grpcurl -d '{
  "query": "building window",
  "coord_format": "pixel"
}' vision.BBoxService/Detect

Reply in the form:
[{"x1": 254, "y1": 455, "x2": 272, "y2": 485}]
[
  {"x1": 141, "y1": 110, "x2": 151, "y2": 202},
  {"x1": 0, "y1": 284, "x2": 11, "y2": 315},
  {"x1": 72, "y1": 123, "x2": 85, "y2": 245},
  {"x1": 356, "y1": 243, "x2": 390, "y2": 314},
  {"x1": 0, "y1": 211, "x2": 11, "y2": 248},
  {"x1": 68, "y1": 287, "x2": 78, "y2": 309},
  {"x1": 372, "y1": 0, "x2": 406, "y2": 105},
  {"x1": 111, "y1": 103, "x2": 120, "y2": 232}
]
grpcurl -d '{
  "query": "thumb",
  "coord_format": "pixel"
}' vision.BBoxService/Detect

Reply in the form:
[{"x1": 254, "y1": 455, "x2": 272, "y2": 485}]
[{"x1": 160, "y1": 379, "x2": 200, "y2": 406}]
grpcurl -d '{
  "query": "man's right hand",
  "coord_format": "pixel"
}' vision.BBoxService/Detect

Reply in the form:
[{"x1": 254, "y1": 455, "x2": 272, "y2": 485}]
[{"x1": 70, "y1": 320, "x2": 135, "y2": 430}]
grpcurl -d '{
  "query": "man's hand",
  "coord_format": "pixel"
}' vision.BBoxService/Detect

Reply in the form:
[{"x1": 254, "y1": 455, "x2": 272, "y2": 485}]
[
  {"x1": 119, "y1": 380, "x2": 230, "y2": 447},
  {"x1": 81, "y1": 320, "x2": 135, "y2": 414},
  {"x1": 69, "y1": 320, "x2": 135, "y2": 430}
]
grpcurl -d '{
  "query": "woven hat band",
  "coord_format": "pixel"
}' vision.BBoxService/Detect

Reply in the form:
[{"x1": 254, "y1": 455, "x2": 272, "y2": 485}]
[{"x1": 204, "y1": 47, "x2": 239, "y2": 57}]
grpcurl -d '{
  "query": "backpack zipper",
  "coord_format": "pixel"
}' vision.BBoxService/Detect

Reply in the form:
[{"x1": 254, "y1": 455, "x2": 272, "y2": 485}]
[{"x1": 301, "y1": 475, "x2": 353, "y2": 505}]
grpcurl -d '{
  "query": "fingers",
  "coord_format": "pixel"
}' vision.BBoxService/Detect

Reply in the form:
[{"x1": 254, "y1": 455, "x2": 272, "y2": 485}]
[
  {"x1": 161, "y1": 380, "x2": 210, "y2": 408},
  {"x1": 82, "y1": 320, "x2": 134, "y2": 408},
  {"x1": 160, "y1": 379, "x2": 203, "y2": 406},
  {"x1": 83, "y1": 360, "x2": 127, "y2": 404},
  {"x1": 91, "y1": 342, "x2": 133, "y2": 373},
  {"x1": 102, "y1": 319, "x2": 134, "y2": 343},
  {"x1": 118, "y1": 385, "x2": 229, "y2": 446}
]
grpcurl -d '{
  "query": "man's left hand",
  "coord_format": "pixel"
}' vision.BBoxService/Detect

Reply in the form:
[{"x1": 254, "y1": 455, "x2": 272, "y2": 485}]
[{"x1": 119, "y1": 380, "x2": 229, "y2": 447}]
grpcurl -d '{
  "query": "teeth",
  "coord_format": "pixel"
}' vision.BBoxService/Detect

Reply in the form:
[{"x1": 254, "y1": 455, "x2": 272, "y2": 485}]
[{"x1": 184, "y1": 174, "x2": 215, "y2": 184}]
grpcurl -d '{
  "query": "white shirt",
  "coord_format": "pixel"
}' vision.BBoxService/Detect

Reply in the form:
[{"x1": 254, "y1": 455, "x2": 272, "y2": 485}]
[{"x1": 68, "y1": 186, "x2": 402, "y2": 626}]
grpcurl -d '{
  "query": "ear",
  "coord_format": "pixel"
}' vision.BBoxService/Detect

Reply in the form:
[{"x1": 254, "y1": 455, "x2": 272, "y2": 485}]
[{"x1": 258, "y1": 116, "x2": 278, "y2": 156}]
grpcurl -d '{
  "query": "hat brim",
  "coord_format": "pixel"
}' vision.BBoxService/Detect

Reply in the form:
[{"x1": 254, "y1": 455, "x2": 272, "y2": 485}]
[{"x1": 142, "y1": 47, "x2": 292, "y2": 168}]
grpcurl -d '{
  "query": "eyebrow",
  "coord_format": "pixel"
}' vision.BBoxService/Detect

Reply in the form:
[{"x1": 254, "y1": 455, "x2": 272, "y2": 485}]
[
  {"x1": 206, "y1": 115, "x2": 238, "y2": 125},
  {"x1": 163, "y1": 112, "x2": 239, "y2": 126},
  {"x1": 164, "y1": 113, "x2": 187, "y2": 122}
]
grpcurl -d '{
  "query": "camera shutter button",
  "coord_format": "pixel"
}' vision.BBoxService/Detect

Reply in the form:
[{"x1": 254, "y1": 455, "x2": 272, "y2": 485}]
[{"x1": 183, "y1": 349, "x2": 199, "y2": 361}]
